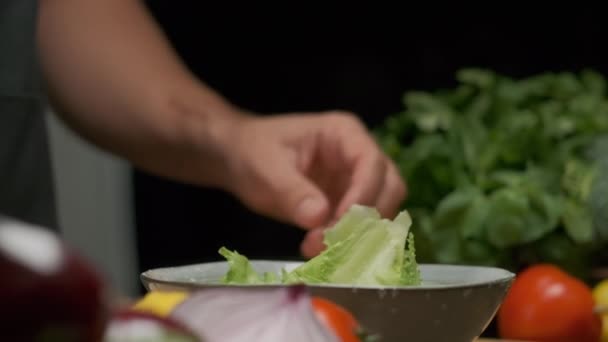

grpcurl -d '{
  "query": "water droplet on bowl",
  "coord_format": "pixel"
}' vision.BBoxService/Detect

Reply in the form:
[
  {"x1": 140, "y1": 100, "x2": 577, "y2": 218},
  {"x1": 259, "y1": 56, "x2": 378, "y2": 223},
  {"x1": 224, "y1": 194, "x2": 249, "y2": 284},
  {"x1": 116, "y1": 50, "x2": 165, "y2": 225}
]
[
  {"x1": 463, "y1": 289, "x2": 472, "y2": 298},
  {"x1": 378, "y1": 289, "x2": 387, "y2": 299},
  {"x1": 441, "y1": 303, "x2": 448, "y2": 311}
]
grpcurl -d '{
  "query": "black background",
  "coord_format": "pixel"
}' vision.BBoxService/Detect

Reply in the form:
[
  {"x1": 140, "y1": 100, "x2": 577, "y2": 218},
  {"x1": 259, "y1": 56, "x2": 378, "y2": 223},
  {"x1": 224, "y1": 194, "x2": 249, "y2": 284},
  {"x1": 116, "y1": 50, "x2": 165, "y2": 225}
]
[{"x1": 134, "y1": 3, "x2": 608, "y2": 274}]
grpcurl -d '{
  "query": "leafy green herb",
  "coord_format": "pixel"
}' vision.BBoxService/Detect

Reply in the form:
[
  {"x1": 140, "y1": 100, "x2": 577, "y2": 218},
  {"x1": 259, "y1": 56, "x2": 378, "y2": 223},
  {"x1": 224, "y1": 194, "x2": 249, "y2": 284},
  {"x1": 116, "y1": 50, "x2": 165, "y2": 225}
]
[{"x1": 375, "y1": 68, "x2": 608, "y2": 278}]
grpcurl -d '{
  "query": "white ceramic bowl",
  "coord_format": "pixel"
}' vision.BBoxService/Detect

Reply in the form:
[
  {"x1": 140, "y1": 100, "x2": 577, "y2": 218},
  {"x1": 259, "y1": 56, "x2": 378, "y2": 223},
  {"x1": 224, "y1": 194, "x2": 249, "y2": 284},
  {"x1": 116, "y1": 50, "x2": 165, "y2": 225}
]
[{"x1": 141, "y1": 261, "x2": 514, "y2": 342}]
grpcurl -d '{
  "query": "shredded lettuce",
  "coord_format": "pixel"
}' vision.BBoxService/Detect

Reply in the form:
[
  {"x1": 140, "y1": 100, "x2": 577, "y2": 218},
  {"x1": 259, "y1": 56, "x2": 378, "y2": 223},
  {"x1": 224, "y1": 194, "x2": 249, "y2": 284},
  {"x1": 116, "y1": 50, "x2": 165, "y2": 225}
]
[
  {"x1": 218, "y1": 205, "x2": 422, "y2": 286},
  {"x1": 218, "y1": 247, "x2": 266, "y2": 284}
]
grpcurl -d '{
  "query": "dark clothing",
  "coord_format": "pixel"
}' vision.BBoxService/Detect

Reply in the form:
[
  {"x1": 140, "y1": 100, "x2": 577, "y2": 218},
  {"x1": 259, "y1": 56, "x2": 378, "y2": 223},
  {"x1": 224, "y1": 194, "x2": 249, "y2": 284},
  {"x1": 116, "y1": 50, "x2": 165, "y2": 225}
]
[{"x1": 0, "y1": 0, "x2": 57, "y2": 229}]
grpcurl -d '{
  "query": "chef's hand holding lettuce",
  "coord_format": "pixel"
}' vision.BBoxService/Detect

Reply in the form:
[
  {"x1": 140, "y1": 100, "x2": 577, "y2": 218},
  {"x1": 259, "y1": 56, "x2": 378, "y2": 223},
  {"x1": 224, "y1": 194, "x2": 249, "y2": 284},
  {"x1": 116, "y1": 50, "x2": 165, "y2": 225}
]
[{"x1": 219, "y1": 204, "x2": 421, "y2": 286}]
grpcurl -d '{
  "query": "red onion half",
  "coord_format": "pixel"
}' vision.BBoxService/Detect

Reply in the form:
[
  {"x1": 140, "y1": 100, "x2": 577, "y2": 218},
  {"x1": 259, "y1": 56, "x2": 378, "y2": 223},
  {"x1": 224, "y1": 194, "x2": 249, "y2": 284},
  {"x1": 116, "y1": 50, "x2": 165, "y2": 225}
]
[{"x1": 170, "y1": 285, "x2": 339, "y2": 342}]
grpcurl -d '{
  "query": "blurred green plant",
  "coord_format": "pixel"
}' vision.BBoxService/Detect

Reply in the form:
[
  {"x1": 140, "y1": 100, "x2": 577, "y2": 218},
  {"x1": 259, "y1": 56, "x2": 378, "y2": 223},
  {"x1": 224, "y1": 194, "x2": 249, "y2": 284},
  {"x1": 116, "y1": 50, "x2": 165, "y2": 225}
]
[{"x1": 375, "y1": 68, "x2": 608, "y2": 280}]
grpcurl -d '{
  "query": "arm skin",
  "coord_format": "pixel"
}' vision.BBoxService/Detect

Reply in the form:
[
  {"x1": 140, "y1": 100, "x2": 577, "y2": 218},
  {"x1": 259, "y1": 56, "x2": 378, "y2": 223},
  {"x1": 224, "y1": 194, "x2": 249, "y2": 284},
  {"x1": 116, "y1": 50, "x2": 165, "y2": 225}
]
[
  {"x1": 36, "y1": 0, "x2": 407, "y2": 257},
  {"x1": 37, "y1": 0, "x2": 238, "y2": 189}
]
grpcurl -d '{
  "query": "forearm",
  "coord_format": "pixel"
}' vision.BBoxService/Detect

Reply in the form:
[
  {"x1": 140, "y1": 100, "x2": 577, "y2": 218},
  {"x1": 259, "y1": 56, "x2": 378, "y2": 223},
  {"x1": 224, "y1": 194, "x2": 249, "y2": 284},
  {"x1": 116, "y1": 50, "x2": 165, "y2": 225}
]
[{"x1": 37, "y1": 0, "x2": 240, "y2": 187}]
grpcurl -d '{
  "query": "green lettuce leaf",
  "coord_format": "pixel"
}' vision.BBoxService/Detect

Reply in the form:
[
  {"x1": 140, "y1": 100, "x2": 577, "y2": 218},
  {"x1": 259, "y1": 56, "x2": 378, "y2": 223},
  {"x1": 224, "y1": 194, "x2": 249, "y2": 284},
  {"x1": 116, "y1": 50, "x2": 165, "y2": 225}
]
[
  {"x1": 401, "y1": 232, "x2": 421, "y2": 285},
  {"x1": 218, "y1": 205, "x2": 422, "y2": 287},
  {"x1": 322, "y1": 204, "x2": 380, "y2": 247},
  {"x1": 218, "y1": 247, "x2": 272, "y2": 284}
]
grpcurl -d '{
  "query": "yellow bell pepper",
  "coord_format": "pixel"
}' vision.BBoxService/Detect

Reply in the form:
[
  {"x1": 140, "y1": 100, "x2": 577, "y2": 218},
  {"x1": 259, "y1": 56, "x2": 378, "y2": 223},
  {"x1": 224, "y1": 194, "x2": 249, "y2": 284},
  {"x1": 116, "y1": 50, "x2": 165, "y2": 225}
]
[
  {"x1": 593, "y1": 279, "x2": 608, "y2": 342},
  {"x1": 132, "y1": 290, "x2": 189, "y2": 317}
]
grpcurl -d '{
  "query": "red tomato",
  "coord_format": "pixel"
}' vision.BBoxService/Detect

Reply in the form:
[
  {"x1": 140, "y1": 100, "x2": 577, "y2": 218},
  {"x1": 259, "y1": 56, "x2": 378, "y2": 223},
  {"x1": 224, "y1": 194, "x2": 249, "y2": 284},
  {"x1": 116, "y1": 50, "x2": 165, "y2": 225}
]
[
  {"x1": 497, "y1": 264, "x2": 602, "y2": 342},
  {"x1": 311, "y1": 297, "x2": 360, "y2": 342}
]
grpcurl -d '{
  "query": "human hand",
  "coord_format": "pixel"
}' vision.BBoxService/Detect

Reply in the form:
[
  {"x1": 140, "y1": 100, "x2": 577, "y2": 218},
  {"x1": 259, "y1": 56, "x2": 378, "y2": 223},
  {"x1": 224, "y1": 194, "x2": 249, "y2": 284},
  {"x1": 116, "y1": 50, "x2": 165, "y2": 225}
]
[{"x1": 217, "y1": 111, "x2": 407, "y2": 258}]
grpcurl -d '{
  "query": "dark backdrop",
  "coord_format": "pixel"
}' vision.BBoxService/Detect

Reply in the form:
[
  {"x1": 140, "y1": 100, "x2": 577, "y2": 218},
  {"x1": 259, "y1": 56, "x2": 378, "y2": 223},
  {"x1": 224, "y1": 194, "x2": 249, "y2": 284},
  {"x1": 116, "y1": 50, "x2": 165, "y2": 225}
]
[{"x1": 134, "y1": 3, "x2": 608, "y2": 275}]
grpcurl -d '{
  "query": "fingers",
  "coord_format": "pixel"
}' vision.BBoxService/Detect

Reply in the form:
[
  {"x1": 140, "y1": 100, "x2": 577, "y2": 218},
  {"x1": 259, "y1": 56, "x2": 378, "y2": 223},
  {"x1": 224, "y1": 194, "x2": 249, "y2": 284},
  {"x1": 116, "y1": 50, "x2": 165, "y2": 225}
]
[
  {"x1": 267, "y1": 163, "x2": 331, "y2": 230},
  {"x1": 299, "y1": 161, "x2": 405, "y2": 259},
  {"x1": 375, "y1": 160, "x2": 407, "y2": 218},
  {"x1": 315, "y1": 113, "x2": 384, "y2": 218},
  {"x1": 300, "y1": 228, "x2": 325, "y2": 258},
  {"x1": 227, "y1": 112, "x2": 406, "y2": 262},
  {"x1": 323, "y1": 112, "x2": 406, "y2": 220},
  {"x1": 334, "y1": 155, "x2": 406, "y2": 221},
  {"x1": 334, "y1": 150, "x2": 387, "y2": 218}
]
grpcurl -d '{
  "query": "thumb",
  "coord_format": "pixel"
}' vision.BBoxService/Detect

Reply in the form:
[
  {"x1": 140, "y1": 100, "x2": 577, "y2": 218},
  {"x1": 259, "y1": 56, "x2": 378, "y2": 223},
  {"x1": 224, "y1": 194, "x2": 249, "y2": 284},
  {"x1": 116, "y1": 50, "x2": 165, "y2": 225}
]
[{"x1": 272, "y1": 168, "x2": 330, "y2": 229}]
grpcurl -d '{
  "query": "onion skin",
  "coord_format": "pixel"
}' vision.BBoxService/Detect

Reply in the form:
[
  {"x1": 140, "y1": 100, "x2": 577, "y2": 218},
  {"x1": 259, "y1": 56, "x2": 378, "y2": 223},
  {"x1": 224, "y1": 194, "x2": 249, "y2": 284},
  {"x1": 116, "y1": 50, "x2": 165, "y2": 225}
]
[
  {"x1": 170, "y1": 285, "x2": 339, "y2": 342},
  {"x1": 0, "y1": 220, "x2": 107, "y2": 342}
]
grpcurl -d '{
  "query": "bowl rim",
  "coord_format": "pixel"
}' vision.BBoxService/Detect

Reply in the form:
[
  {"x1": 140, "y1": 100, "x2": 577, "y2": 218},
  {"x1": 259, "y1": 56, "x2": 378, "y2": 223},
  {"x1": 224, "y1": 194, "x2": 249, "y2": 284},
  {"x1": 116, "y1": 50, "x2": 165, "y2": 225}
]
[{"x1": 140, "y1": 260, "x2": 515, "y2": 291}]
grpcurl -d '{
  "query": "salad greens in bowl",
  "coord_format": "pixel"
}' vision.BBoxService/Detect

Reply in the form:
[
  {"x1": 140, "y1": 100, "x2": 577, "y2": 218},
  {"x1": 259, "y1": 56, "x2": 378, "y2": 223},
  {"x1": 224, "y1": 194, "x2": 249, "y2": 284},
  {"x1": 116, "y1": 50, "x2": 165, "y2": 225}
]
[
  {"x1": 141, "y1": 205, "x2": 514, "y2": 341},
  {"x1": 217, "y1": 205, "x2": 421, "y2": 287}
]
